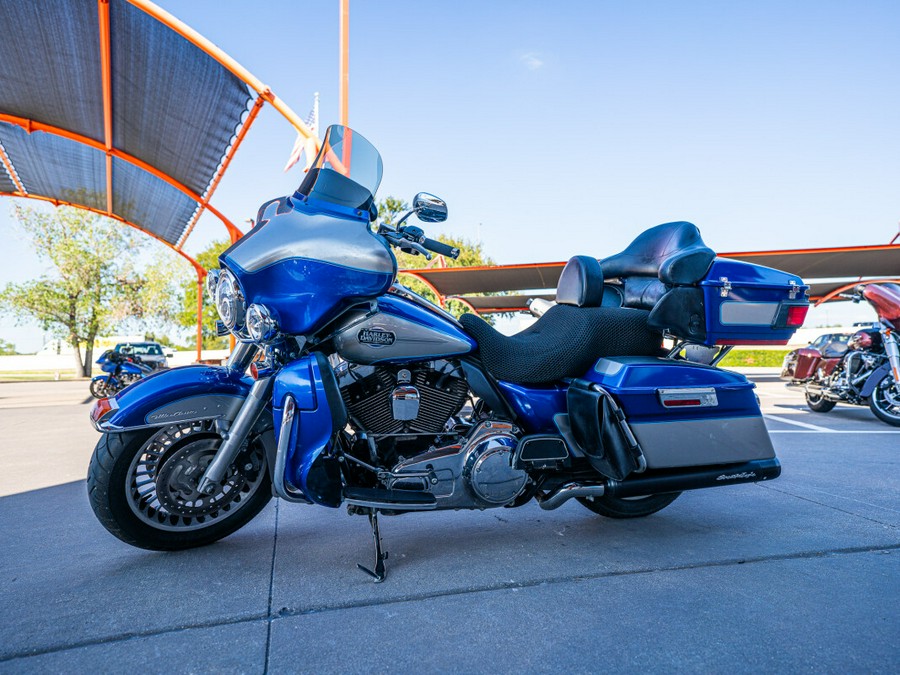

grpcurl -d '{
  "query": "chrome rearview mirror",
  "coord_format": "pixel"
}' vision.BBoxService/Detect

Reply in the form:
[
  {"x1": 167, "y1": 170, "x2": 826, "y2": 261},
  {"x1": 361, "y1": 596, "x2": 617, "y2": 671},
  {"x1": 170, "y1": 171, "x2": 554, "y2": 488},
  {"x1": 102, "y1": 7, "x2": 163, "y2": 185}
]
[{"x1": 413, "y1": 192, "x2": 448, "y2": 223}]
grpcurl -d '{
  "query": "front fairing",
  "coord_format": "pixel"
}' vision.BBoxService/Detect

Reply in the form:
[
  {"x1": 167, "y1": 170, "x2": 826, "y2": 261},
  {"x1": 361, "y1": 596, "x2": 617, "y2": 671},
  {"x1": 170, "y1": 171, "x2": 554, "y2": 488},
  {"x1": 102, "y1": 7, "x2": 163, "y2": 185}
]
[{"x1": 220, "y1": 196, "x2": 396, "y2": 336}]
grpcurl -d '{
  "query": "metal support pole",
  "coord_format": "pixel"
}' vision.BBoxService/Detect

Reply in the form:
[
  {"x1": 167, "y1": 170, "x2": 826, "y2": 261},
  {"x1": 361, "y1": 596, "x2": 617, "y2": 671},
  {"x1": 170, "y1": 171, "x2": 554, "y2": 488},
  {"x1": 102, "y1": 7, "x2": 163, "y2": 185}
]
[
  {"x1": 196, "y1": 270, "x2": 206, "y2": 362},
  {"x1": 339, "y1": 0, "x2": 349, "y2": 127}
]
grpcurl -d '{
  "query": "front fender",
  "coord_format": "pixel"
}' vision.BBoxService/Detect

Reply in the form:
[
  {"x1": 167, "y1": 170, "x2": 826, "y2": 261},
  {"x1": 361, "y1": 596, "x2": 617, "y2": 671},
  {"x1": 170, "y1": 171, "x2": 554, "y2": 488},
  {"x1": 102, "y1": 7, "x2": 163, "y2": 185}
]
[
  {"x1": 860, "y1": 362, "x2": 892, "y2": 398},
  {"x1": 91, "y1": 365, "x2": 252, "y2": 432}
]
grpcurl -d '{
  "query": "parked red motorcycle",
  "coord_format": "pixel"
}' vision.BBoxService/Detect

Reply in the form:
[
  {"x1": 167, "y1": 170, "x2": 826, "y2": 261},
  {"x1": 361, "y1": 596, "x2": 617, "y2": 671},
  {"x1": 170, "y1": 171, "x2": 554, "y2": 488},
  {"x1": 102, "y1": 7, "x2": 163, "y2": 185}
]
[{"x1": 781, "y1": 283, "x2": 900, "y2": 426}]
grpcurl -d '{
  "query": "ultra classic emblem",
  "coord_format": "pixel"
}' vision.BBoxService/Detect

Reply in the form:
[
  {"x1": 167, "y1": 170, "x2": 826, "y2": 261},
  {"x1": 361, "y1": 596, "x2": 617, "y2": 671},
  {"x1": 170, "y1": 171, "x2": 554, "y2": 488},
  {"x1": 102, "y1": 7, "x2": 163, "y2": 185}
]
[{"x1": 358, "y1": 328, "x2": 396, "y2": 346}]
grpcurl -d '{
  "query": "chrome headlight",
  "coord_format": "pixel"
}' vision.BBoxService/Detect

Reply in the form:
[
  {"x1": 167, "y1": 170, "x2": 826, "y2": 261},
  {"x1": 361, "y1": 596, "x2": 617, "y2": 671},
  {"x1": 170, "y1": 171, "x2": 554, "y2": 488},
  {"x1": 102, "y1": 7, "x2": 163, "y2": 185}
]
[
  {"x1": 205, "y1": 269, "x2": 220, "y2": 299},
  {"x1": 246, "y1": 304, "x2": 278, "y2": 343},
  {"x1": 215, "y1": 268, "x2": 245, "y2": 330}
]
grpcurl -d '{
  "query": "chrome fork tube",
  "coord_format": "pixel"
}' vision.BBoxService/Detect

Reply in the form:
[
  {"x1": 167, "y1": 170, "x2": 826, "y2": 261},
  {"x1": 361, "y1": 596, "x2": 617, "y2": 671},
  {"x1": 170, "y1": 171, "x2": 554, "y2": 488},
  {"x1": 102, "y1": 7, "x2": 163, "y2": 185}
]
[
  {"x1": 197, "y1": 375, "x2": 273, "y2": 494},
  {"x1": 227, "y1": 342, "x2": 258, "y2": 373},
  {"x1": 884, "y1": 328, "x2": 900, "y2": 382}
]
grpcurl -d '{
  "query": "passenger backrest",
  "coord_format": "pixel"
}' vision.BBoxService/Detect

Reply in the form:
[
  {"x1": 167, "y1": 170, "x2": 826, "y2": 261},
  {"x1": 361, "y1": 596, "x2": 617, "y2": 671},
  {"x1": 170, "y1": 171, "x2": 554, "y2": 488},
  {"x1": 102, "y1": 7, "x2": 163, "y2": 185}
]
[{"x1": 599, "y1": 222, "x2": 715, "y2": 311}]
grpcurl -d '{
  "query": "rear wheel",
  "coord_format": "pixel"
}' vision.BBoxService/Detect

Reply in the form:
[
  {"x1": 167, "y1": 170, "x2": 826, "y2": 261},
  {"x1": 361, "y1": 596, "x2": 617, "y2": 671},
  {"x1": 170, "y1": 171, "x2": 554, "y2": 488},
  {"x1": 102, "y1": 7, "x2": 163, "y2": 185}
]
[
  {"x1": 87, "y1": 420, "x2": 272, "y2": 550},
  {"x1": 869, "y1": 374, "x2": 900, "y2": 427},
  {"x1": 577, "y1": 492, "x2": 681, "y2": 518},
  {"x1": 805, "y1": 388, "x2": 836, "y2": 413}
]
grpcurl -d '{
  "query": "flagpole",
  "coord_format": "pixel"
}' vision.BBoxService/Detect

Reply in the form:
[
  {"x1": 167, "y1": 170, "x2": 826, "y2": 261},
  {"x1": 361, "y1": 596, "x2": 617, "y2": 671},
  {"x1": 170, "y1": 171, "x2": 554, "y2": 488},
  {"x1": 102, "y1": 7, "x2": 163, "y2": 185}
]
[
  {"x1": 339, "y1": 0, "x2": 349, "y2": 126},
  {"x1": 313, "y1": 92, "x2": 320, "y2": 133}
]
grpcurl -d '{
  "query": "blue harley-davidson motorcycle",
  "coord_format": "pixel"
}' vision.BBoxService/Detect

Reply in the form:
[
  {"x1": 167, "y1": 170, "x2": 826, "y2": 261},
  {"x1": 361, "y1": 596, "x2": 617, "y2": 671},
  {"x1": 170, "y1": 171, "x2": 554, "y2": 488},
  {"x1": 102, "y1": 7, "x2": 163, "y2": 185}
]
[
  {"x1": 89, "y1": 348, "x2": 155, "y2": 398},
  {"x1": 89, "y1": 125, "x2": 809, "y2": 581}
]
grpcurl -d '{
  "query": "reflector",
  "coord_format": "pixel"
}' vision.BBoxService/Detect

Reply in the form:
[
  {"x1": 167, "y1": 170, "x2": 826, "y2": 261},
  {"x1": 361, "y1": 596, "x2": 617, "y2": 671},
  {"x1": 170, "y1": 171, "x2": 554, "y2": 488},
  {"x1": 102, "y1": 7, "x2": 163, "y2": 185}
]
[{"x1": 786, "y1": 305, "x2": 810, "y2": 327}]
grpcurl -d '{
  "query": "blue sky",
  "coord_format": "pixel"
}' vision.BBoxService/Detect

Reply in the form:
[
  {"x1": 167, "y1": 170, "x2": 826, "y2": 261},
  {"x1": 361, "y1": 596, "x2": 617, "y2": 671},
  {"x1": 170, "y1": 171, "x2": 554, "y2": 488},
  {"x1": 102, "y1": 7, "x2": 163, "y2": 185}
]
[{"x1": 3, "y1": 0, "x2": 898, "y2": 349}]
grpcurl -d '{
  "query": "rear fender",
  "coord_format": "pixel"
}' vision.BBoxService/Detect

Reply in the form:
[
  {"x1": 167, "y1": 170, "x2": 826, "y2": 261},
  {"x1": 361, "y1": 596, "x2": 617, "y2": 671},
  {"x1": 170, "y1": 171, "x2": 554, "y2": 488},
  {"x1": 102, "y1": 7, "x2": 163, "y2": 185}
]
[{"x1": 91, "y1": 365, "x2": 252, "y2": 433}]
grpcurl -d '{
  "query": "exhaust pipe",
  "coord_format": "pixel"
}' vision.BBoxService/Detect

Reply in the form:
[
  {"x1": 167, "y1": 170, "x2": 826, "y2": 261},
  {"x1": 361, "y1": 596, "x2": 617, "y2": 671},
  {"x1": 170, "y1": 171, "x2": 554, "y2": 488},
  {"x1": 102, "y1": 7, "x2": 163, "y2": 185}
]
[
  {"x1": 537, "y1": 458, "x2": 781, "y2": 510},
  {"x1": 536, "y1": 483, "x2": 605, "y2": 510}
]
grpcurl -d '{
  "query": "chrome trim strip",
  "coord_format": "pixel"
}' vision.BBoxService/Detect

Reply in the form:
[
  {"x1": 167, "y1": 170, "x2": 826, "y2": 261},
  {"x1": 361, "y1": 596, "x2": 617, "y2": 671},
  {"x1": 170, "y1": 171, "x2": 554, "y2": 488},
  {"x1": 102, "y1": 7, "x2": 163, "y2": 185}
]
[
  {"x1": 272, "y1": 395, "x2": 310, "y2": 502},
  {"x1": 343, "y1": 497, "x2": 437, "y2": 511}
]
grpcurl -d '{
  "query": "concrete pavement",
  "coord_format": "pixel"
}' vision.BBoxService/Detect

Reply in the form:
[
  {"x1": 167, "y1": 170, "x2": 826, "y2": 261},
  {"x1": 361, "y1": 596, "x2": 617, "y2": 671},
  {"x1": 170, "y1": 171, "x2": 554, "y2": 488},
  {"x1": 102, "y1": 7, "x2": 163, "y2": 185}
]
[{"x1": 0, "y1": 377, "x2": 897, "y2": 673}]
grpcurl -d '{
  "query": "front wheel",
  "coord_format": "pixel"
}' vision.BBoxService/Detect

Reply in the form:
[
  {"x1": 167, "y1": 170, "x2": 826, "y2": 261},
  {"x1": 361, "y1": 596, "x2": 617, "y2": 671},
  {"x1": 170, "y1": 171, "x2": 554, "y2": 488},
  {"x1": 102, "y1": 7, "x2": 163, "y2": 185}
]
[
  {"x1": 869, "y1": 374, "x2": 900, "y2": 427},
  {"x1": 577, "y1": 492, "x2": 681, "y2": 518},
  {"x1": 87, "y1": 420, "x2": 272, "y2": 550},
  {"x1": 805, "y1": 388, "x2": 836, "y2": 413}
]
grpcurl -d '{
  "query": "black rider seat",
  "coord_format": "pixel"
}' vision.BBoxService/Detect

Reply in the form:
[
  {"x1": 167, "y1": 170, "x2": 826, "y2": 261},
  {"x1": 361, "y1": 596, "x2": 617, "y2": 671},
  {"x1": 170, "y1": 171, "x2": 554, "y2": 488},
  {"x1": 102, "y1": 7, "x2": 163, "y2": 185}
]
[{"x1": 460, "y1": 255, "x2": 662, "y2": 384}]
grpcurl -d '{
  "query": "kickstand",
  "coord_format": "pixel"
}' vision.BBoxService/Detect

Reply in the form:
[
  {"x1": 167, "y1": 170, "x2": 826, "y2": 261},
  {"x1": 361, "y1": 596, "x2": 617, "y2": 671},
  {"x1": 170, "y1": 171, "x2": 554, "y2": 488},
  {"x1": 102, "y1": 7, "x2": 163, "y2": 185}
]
[{"x1": 357, "y1": 509, "x2": 388, "y2": 583}]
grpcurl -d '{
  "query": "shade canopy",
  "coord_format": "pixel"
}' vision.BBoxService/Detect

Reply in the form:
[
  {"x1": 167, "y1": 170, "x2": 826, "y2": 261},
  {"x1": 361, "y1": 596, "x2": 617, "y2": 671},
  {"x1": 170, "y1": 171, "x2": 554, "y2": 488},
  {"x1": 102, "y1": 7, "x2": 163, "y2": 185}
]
[
  {"x1": 401, "y1": 242, "x2": 900, "y2": 312},
  {"x1": 0, "y1": 0, "x2": 319, "y2": 360},
  {"x1": 0, "y1": 0, "x2": 318, "y2": 264}
]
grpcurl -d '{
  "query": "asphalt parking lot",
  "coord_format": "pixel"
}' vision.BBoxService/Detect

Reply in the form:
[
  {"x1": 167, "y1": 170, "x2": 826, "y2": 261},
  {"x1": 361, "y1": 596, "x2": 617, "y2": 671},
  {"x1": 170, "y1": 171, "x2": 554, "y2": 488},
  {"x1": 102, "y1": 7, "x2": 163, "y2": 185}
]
[{"x1": 0, "y1": 374, "x2": 897, "y2": 673}]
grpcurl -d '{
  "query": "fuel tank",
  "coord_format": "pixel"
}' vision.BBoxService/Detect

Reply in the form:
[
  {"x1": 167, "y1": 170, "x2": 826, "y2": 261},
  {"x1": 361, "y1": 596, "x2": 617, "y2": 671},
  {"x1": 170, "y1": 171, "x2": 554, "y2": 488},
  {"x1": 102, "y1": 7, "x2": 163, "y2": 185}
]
[{"x1": 334, "y1": 294, "x2": 476, "y2": 364}]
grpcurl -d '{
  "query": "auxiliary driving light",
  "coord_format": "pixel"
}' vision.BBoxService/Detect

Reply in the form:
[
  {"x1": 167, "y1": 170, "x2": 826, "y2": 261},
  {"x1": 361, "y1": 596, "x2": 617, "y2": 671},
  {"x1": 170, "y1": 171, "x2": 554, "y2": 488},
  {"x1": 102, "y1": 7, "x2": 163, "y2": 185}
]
[{"x1": 246, "y1": 303, "x2": 278, "y2": 343}]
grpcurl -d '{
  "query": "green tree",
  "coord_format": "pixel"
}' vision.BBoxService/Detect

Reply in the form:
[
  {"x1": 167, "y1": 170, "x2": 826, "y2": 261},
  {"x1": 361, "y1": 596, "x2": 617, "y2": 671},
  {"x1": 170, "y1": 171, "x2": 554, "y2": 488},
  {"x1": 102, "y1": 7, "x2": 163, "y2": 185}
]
[
  {"x1": 177, "y1": 239, "x2": 230, "y2": 349},
  {"x1": 0, "y1": 339, "x2": 17, "y2": 356},
  {"x1": 0, "y1": 205, "x2": 145, "y2": 376},
  {"x1": 378, "y1": 198, "x2": 496, "y2": 319}
]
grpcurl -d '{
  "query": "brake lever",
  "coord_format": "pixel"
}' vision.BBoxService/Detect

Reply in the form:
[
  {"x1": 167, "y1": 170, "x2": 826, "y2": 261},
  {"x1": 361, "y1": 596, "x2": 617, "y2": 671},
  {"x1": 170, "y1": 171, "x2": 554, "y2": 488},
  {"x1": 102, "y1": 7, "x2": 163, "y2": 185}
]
[
  {"x1": 401, "y1": 240, "x2": 433, "y2": 260},
  {"x1": 380, "y1": 227, "x2": 432, "y2": 260}
]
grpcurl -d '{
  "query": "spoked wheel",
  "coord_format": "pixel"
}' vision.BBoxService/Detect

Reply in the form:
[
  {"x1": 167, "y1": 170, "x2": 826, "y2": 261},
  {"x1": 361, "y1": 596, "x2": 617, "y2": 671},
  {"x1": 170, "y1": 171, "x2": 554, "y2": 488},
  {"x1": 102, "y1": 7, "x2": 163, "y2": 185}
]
[
  {"x1": 89, "y1": 378, "x2": 110, "y2": 399},
  {"x1": 805, "y1": 387, "x2": 836, "y2": 413},
  {"x1": 869, "y1": 374, "x2": 900, "y2": 427},
  {"x1": 577, "y1": 492, "x2": 681, "y2": 518},
  {"x1": 88, "y1": 420, "x2": 272, "y2": 550}
]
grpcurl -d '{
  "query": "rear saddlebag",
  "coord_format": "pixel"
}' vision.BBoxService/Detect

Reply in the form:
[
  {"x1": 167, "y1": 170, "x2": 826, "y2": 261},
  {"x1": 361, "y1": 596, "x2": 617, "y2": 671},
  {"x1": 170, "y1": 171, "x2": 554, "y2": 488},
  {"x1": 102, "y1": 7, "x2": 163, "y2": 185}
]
[
  {"x1": 582, "y1": 356, "x2": 776, "y2": 470},
  {"x1": 565, "y1": 379, "x2": 643, "y2": 480}
]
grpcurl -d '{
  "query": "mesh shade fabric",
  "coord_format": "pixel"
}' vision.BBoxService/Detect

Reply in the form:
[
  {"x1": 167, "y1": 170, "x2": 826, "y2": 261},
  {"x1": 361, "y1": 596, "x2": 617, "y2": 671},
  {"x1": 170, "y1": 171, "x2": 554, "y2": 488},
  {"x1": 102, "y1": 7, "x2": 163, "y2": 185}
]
[
  {"x1": 0, "y1": 125, "x2": 107, "y2": 211},
  {"x1": 0, "y1": 0, "x2": 253, "y2": 245},
  {"x1": 0, "y1": 0, "x2": 104, "y2": 142},
  {"x1": 0, "y1": 145, "x2": 17, "y2": 193},
  {"x1": 110, "y1": 0, "x2": 252, "y2": 196},
  {"x1": 112, "y1": 158, "x2": 197, "y2": 243}
]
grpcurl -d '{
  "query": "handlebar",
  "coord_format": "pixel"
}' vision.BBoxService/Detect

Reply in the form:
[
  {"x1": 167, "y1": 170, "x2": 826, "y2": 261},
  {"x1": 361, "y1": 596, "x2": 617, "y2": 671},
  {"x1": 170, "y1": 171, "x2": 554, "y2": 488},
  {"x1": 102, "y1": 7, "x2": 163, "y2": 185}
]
[
  {"x1": 378, "y1": 224, "x2": 461, "y2": 260},
  {"x1": 422, "y1": 237, "x2": 460, "y2": 259}
]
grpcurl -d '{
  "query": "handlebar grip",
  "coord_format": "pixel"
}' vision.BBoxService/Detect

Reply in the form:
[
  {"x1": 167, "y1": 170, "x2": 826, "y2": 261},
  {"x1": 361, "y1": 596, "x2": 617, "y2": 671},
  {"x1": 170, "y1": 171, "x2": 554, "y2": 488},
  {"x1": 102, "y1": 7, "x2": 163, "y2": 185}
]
[{"x1": 423, "y1": 237, "x2": 460, "y2": 259}]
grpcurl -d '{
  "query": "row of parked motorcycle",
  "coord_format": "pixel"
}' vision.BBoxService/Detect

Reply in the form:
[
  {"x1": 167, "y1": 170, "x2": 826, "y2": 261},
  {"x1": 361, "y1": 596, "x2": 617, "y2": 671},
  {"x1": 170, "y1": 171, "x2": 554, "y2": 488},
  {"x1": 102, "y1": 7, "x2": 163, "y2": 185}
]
[
  {"x1": 780, "y1": 283, "x2": 900, "y2": 426},
  {"x1": 89, "y1": 341, "x2": 172, "y2": 398}
]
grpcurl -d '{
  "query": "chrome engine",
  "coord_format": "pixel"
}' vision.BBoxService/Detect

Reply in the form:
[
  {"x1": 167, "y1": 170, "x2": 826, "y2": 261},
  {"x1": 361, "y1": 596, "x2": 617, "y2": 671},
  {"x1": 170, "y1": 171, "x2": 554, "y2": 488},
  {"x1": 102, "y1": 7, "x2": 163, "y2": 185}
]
[{"x1": 387, "y1": 421, "x2": 528, "y2": 509}]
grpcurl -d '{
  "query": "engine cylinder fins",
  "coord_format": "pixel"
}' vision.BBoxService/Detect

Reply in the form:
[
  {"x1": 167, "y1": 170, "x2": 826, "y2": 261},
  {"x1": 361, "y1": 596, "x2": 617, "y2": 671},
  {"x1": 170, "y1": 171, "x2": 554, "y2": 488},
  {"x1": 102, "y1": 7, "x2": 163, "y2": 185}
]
[{"x1": 340, "y1": 363, "x2": 468, "y2": 436}]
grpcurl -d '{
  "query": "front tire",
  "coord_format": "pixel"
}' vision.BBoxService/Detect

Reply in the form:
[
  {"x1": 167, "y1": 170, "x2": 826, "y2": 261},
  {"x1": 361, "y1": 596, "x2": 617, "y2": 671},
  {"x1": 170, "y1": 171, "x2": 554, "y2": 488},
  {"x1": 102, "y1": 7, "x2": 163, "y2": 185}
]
[
  {"x1": 869, "y1": 374, "x2": 900, "y2": 427},
  {"x1": 577, "y1": 492, "x2": 681, "y2": 518},
  {"x1": 87, "y1": 421, "x2": 272, "y2": 550},
  {"x1": 805, "y1": 389, "x2": 836, "y2": 413}
]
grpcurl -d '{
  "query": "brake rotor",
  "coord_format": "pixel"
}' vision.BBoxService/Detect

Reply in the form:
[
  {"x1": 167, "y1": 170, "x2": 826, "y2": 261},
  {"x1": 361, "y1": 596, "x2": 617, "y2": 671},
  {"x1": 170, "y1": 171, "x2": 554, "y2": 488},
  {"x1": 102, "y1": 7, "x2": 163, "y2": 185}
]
[{"x1": 155, "y1": 438, "x2": 246, "y2": 517}]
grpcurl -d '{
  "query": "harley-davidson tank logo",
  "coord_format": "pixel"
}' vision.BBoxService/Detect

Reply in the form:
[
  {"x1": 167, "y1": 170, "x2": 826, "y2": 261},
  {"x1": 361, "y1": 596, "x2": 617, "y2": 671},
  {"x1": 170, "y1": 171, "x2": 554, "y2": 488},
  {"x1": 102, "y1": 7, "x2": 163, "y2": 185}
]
[{"x1": 358, "y1": 328, "x2": 396, "y2": 346}]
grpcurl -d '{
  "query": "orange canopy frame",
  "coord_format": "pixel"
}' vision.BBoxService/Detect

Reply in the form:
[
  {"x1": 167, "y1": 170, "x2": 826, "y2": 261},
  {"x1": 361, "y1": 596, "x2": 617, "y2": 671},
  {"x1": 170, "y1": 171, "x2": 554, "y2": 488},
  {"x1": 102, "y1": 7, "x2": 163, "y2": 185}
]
[
  {"x1": 400, "y1": 241, "x2": 900, "y2": 313},
  {"x1": 0, "y1": 0, "x2": 321, "y2": 360}
]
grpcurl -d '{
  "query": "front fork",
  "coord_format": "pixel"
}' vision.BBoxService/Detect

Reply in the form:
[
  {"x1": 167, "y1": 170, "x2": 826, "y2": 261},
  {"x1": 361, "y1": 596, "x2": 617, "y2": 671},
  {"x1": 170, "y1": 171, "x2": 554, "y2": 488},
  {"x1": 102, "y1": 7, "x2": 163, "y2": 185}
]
[
  {"x1": 196, "y1": 343, "x2": 264, "y2": 495},
  {"x1": 884, "y1": 327, "x2": 900, "y2": 384}
]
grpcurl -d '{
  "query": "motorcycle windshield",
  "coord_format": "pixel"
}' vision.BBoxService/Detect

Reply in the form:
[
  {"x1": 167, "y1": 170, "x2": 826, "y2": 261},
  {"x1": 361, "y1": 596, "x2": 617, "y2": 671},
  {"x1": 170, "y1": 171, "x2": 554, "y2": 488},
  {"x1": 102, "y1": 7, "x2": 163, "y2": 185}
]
[{"x1": 296, "y1": 125, "x2": 383, "y2": 211}]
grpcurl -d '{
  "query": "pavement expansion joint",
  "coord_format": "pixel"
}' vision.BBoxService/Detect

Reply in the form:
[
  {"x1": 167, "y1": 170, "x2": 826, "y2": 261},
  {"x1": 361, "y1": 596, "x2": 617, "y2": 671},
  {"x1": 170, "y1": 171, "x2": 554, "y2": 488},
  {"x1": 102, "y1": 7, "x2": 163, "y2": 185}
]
[
  {"x1": 268, "y1": 541, "x2": 900, "y2": 621},
  {"x1": 2, "y1": 543, "x2": 897, "y2": 664},
  {"x1": 263, "y1": 499, "x2": 280, "y2": 675},
  {"x1": 757, "y1": 483, "x2": 900, "y2": 529}
]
